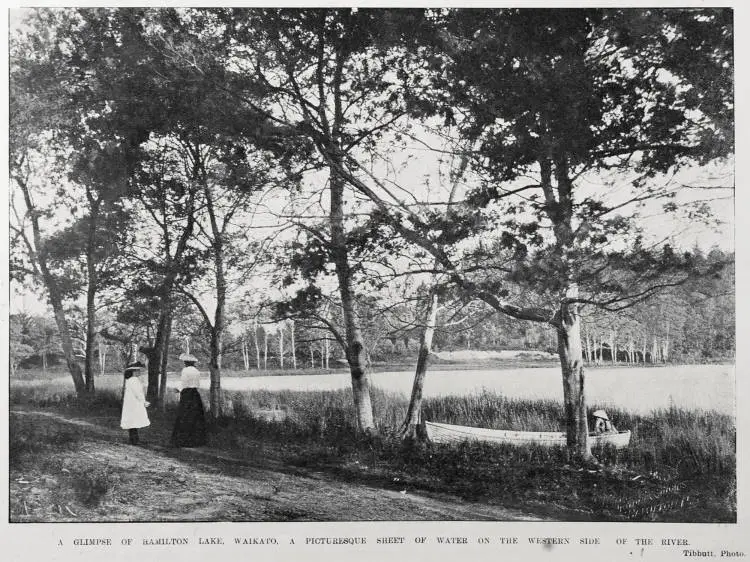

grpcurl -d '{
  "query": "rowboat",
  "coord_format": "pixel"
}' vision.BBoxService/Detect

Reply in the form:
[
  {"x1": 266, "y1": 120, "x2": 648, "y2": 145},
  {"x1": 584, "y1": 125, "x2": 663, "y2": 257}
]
[{"x1": 424, "y1": 421, "x2": 631, "y2": 449}]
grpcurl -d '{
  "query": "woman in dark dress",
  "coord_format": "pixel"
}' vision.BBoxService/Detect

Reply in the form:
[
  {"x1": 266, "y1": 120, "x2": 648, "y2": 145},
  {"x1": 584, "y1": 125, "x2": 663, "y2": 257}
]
[{"x1": 170, "y1": 353, "x2": 207, "y2": 447}]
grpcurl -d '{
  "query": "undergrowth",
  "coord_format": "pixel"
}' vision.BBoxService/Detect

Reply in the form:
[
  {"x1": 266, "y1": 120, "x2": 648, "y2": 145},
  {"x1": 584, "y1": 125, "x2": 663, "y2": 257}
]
[{"x1": 10, "y1": 381, "x2": 735, "y2": 522}]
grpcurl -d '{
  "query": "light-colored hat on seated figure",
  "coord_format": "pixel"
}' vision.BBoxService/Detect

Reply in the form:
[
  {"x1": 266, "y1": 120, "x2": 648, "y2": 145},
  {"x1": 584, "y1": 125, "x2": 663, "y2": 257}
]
[
  {"x1": 592, "y1": 409, "x2": 609, "y2": 420},
  {"x1": 179, "y1": 353, "x2": 198, "y2": 363}
]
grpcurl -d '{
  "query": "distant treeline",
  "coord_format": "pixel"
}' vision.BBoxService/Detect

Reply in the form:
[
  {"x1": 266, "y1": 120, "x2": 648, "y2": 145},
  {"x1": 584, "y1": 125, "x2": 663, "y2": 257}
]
[{"x1": 11, "y1": 247, "x2": 733, "y2": 373}]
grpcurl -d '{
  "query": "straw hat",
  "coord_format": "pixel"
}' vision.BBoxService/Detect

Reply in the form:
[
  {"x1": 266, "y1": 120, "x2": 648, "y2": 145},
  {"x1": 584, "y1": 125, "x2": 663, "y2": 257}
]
[
  {"x1": 125, "y1": 361, "x2": 145, "y2": 372},
  {"x1": 592, "y1": 409, "x2": 609, "y2": 420},
  {"x1": 179, "y1": 353, "x2": 198, "y2": 363}
]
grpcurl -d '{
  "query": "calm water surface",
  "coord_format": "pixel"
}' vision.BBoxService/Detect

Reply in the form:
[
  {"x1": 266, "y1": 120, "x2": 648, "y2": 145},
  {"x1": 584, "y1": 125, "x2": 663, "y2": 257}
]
[
  {"x1": 32, "y1": 363, "x2": 734, "y2": 415},
  {"x1": 214, "y1": 363, "x2": 734, "y2": 415}
]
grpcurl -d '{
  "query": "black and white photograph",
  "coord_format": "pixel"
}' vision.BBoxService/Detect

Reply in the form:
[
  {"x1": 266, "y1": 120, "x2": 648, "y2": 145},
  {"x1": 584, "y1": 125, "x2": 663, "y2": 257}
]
[{"x1": 4, "y1": 4, "x2": 742, "y2": 555}]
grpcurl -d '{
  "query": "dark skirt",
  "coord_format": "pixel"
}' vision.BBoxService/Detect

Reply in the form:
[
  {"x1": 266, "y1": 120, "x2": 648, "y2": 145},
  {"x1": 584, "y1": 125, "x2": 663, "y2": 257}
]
[{"x1": 171, "y1": 388, "x2": 207, "y2": 447}]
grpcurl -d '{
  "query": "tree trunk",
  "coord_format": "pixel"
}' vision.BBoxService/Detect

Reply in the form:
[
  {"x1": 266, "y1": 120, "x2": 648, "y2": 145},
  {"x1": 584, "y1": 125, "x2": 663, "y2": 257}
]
[
  {"x1": 84, "y1": 271, "x2": 97, "y2": 393},
  {"x1": 208, "y1": 329, "x2": 223, "y2": 420},
  {"x1": 290, "y1": 320, "x2": 297, "y2": 370},
  {"x1": 264, "y1": 331, "x2": 268, "y2": 370},
  {"x1": 628, "y1": 339, "x2": 634, "y2": 364},
  {"x1": 17, "y1": 178, "x2": 85, "y2": 394},
  {"x1": 158, "y1": 309, "x2": 173, "y2": 406},
  {"x1": 241, "y1": 339, "x2": 249, "y2": 371},
  {"x1": 557, "y1": 285, "x2": 592, "y2": 461},
  {"x1": 401, "y1": 290, "x2": 439, "y2": 439},
  {"x1": 99, "y1": 340, "x2": 107, "y2": 375},
  {"x1": 83, "y1": 195, "x2": 101, "y2": 393},
  {"x1": 144, "y1": 288, "x2": 172, "y2": 403},
  {"x1": 278, "y1": 326, "x2": 284, "y2": 369},
  {"x1": 141, "y1": 344, "x2": 159, "y2": 399},
  {"x1": 253, "y1": 322, "x2": 261, "y2": 369},
  {"x1": 330, "y1": 166, "x2": 374, "y2": 432},
  {"x1": 51, "y1": 292, "x2": 85, "y2": 394},
  {"x1": 207, "y1": 219, "x2": 226, "y2": 420}
]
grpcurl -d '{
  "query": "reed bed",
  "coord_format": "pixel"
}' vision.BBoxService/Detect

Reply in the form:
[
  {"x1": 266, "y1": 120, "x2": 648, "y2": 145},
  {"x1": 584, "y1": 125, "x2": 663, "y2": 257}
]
[{"x1": 10, "y1": 378, "x2": 735, "y2": 521}]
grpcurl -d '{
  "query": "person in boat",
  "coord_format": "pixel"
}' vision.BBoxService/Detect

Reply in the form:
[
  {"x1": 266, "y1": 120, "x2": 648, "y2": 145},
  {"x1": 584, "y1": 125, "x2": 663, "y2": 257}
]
[
  {"x1": 170, "y1": 353, "x2": 208, "y2": 448},
  {"x1": 120, "y1": 361, "x2": 150, "y2": 445},
  {"x1": 592, "y1": 409, "x2": 617, "y2": 434}
]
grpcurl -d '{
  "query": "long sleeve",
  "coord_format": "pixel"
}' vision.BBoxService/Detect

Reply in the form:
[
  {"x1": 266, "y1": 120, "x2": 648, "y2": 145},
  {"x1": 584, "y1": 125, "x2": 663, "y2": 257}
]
[
  {"x1": 179, "y1": 366, "x2": 201, "y2": 389},
  {"x1": 132, "y1": 378, "x2": 146, "y2": 403}
]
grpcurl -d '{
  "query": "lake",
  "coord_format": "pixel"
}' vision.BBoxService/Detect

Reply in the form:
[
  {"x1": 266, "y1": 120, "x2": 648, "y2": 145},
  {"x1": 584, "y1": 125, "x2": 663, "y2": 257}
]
[
  {"x1": 26, "y1": 363, "x2": 734, "y2": 415},
  {"x1": 204, "y1": 363, "x2": 734, "y2": 415}
]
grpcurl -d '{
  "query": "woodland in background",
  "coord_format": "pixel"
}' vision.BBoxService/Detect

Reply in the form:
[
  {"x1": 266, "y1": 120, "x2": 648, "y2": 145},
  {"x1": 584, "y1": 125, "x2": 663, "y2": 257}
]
[{"x1": 11, "y1": 245, "x2": 734, "y2": 374}]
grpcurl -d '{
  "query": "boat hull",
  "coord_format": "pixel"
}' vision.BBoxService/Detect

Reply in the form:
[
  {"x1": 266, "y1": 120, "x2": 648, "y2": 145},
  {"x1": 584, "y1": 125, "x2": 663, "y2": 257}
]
[{"x1": 424, "y1": 421, "x2": 631, "y2": 449}]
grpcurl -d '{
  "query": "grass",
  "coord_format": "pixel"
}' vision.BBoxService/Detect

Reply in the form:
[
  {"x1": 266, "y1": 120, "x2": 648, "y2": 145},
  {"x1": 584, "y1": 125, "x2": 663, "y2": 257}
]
[{"x1": 9, "y1": 371, "x2": 736, "y2": 522}]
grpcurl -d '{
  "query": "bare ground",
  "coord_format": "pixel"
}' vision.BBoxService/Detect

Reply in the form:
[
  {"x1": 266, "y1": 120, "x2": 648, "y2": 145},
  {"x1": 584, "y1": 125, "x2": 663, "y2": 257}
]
[{"x1": 10, "y1": 408, "x2": 549, "y2": 522}]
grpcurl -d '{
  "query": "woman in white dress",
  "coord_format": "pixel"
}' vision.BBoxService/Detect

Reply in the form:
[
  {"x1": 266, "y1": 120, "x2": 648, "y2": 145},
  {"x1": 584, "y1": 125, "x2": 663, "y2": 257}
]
[{"x1": 120, "y1": 361, "x2": 150, "y2": 445}]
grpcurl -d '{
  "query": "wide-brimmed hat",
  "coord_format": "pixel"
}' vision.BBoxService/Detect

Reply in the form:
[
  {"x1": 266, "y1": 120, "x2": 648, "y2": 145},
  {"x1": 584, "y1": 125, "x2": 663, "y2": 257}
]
[
  {"x1": 592, "y1": 409, "x2": 609, "y2": 420},
  {"x1": 179, "y1": 353, "x2": 198, "y2": 363},
  {"x1": 125, "y1": 361, "x2": 145, "y2": 372}
]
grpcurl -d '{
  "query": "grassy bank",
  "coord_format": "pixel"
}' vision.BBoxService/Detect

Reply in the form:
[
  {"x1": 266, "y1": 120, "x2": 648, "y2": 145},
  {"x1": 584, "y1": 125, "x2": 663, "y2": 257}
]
[{"x1": 10, "y1": 379, "x2": 735, "y2": 522}]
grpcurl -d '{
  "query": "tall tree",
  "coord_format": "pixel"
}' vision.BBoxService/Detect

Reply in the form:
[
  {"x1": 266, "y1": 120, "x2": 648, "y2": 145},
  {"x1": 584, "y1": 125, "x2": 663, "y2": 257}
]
[
  {"x1": 221, "y1": 8, "x2": 424, "y2": 432},
  {"x1": 323, "y1": 8, "x2": 733, "y2": 458},
  {"x1": 10, "y1": 10, "x2": 90, "y2": 393}
]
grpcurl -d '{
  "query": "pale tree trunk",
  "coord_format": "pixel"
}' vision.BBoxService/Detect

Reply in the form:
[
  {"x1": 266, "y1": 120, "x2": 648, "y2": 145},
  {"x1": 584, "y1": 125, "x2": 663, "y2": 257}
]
[
  {"x1": 330, "y1": 164, "x2": 375, "y2": 432},
  {"x1": 594, "y1": 334, "x2": 602, "y2": 365},
  {"x1": 401, "y1": 290, "x2": 439, "y2": 439},
  {"x1": 264, "y1": 331, "x2": 268, "y2": 370},
  {"x1": 278, "y1": 326, "x2": 284, "y2": 369},
  {"x1": 585, "y1": 330, "x2": 592, "y2": 364},
  {"x1": 663, "y1": 321, "x2": 670, "y2": 363},
  {"x1": 290, "y1": 321, "x2": 297, "y2": 370},
  {"x1": 652, "y1": 335, "x2": 659, "y2": 364},
  {"x1": 51, "y1": 286, "x2": 85, "y2": 392},
  {"x1": 309, "y1": 345, "x2": 315, "y2": 368},
  {"x1": 610, "y1": 330, "x2": 616, "y2": 364},
  {"x1": 203, "y1": 178, "x2": 227, "y2": 420},
  {"x1": 642, "y1": 336, "x2": 648, "y2": 364},
  {"x1": 324, "y1": 338, "x2": 330, "y2": 370},
  {"x1": 557, "y1": 284, "x2": 592, "y2": 461},
  {"x1": 546, "y1": 155, "x2": 592, "y2": 460},
  {"x1": 158, "y1": 310, "x2": 173, "y2": 407},
  {"x1": 241, "y1": 339, "x2": 249, "y2": 371},
  {"x1": 628, "y1": 339, "x2": 634, "y2": 364},
  {"x1": 253, "y1": 323, "x2": 261, "y2": 369},
  {"x1": 83, "y1": 192, "x2": 102, "y2": 394},
  {"x1": 17, "y1": 176, "x2": 85, "y2": 394},
  {"x1": 98, "y1": 340, "x2": 107, "y2": 375}
]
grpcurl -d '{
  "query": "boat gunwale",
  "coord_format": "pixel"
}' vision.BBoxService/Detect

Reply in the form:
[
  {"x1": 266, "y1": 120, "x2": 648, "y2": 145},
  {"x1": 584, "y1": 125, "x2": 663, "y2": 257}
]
[{"x1": 424, "y1": 421, "x2": 631, "y2": 445}]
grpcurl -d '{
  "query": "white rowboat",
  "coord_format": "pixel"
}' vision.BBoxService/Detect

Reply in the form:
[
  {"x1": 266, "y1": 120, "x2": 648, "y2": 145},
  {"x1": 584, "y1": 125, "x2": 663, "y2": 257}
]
[{"x1": 424, "y1": 421, "x2": 631, "y2": 449}]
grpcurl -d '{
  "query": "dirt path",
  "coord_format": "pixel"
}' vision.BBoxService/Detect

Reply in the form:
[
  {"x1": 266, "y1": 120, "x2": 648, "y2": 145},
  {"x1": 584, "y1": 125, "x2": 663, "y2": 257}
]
[{"x1": 10, "y1": 409, "x2": 549, "y2": 522}]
